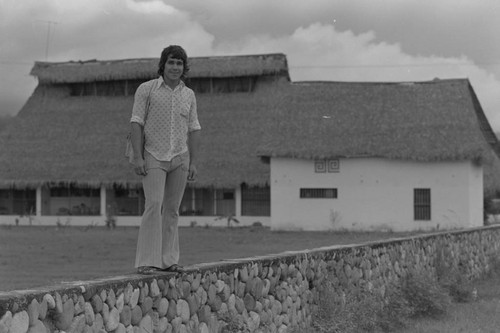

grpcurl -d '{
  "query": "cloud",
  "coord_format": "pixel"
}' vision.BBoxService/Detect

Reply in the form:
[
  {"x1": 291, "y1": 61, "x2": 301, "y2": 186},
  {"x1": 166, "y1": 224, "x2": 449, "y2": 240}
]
[
  {"x1": 0, "y1": 0, "x2": 217, "y2": 115},
  {"x1": 0, "y1": 0, "x2": 214, "y2": 61},
  {"x1": 125, "y1": 0, "x2": 178, "y2": 15},
  {"x1": 1, "y1": 1, "x2": 499, "y2": 131}
]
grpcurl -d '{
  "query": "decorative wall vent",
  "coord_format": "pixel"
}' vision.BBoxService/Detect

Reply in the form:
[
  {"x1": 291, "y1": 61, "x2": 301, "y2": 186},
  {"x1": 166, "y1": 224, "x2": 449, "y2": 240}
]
[{"x1": 314, "y1": 159, "x2": 339, "y2": 173}]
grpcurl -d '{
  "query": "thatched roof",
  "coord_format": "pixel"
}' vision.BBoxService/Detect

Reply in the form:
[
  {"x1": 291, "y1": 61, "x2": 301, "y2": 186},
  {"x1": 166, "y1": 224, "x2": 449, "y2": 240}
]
[
  {"x1": 0, "y1": 76, "x2": 286, "y2": 190},
  {"x1": 30, "y1": 53, "x2": 290, "y2": 84},
  {"x1": 257, "y1": 79, "x2": 499, "y2": 163},
  {"x1": 2, "y1": 53, "x2": 500, "y2": 194},
  {"x1": 0, "y1": 53, "x2": 291, "y2": 189}
]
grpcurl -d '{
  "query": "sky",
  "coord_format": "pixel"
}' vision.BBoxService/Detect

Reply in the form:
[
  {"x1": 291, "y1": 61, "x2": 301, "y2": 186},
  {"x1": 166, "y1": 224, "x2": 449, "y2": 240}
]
[{"x1": 1, "y1": 0, "x2": 500, "y2": 129}]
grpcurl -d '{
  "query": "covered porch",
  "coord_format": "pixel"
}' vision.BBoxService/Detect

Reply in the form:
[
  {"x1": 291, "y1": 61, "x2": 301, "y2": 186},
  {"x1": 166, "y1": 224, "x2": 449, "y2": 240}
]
[{"x1": 0, "y1": 184, "x2": 270, "y2": 227}]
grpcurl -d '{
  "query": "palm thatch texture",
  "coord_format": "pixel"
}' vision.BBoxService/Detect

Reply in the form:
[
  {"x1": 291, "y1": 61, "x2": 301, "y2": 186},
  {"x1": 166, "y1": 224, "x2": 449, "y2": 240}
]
[
  {"x1": 0, "y1": 54, "x2": 289, "y2": 189},
  {"x1": 258, "y1": 79, "x2": 497, "y2": 161}
]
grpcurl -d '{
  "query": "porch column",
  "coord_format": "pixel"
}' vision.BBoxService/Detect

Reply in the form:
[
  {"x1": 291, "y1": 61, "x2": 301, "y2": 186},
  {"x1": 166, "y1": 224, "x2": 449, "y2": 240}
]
[
  {"x1": 235, "y1": 186, "x2": 242, "y2": 217},
  {"x1": 36, "y1": 185, "x2": 42, "y2": 217},
  {"x1": 213, "y1": 188, "x2": 217, "y2": 215},
  {"x1": 191, "y1": 188, "x2": 196, "y2": 212},
  {"x1": 100, "y1": 185, "x2": 106, "y2": 217}
]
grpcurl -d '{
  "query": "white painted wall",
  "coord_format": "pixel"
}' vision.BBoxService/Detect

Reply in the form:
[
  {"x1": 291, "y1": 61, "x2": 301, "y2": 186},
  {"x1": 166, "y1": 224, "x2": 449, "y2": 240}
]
[{"x1": 270, "y1": 157, "x2": 483, "y2": 232}]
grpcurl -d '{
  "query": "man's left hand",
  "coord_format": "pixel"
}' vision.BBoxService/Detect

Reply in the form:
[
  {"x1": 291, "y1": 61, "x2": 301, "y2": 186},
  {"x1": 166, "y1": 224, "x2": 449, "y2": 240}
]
[{"x1": 188, "y1": 164, "x2": 197, "y2": 181}]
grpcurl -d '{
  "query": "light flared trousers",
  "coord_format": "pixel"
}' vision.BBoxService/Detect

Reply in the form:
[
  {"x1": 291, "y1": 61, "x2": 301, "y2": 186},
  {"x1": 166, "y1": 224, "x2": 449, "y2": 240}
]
[{"x1": 135, "y1": 151, "x2": 189, "y2": 269}]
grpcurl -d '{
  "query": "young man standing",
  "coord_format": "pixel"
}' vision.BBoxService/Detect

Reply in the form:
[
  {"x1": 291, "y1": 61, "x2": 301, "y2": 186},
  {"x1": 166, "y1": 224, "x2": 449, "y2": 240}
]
[{"x1": 130, "y1": 45, "x2": 201, "y2": 274}]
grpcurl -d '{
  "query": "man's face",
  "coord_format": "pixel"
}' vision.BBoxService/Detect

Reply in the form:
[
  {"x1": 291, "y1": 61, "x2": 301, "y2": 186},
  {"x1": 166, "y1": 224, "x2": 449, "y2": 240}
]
[{"x1": 163, "y1": 55, "x2": 184, "y2": 81}]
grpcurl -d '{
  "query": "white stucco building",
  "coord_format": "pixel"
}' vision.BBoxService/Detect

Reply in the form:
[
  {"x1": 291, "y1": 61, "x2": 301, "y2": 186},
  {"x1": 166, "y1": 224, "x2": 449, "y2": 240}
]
[
  {"x1": 259, "y1": 79, "x2": 500, "y2": 231},
  {"x1": 270, "y1": 157, "x2": 483, "y2": 231}
]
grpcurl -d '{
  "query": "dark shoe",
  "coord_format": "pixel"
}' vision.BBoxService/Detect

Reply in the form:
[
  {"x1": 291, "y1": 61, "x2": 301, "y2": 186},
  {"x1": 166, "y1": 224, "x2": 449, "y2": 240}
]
[
  {"x1": 164, "y1": 264, "x2": 185, "y2": 274},
  {"x1": 137, "y1": 266, "x2": 161, "y2": 275}
]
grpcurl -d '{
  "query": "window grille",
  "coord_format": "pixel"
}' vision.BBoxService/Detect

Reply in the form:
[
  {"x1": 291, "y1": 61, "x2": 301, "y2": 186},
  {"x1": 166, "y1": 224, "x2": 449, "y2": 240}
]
[
  {"x1": 414, "y1": 188, "x2": 431, "y2": 220},
  {"x1": 49, "y1": 186, "x2": 101, "y2": 216},
  {"x1": 179, "y1": 188, "x2": 196, "y2": 216},
  {"x1": 241, "y1": 185, "x2": 270, "y2": 216},
  {"x1": 67, "y1": 77, "x2": 257, "y2": 96},
  {"x1": 195, "y1": 189, "x2": 215, "y2": 216},
  {"x1": 186, "y1": 77, "x2": 256, "y2": 94},
  {"x1": 68, "y1": 79, "x2": 145, "y2": 97},
  {"x1": 0, "y1": 189, "x2": 36, "y2": 216},
  {"x1": 300, "y1": 188, "x2": 337, "y2": 199},
  {"x1": 215, "y1": 189, "x2": 236, "y2": 216},
  {"x1": 180, "y1": 188, "x2": 235, "y2": 216},
  {"x1": 50, "y1": 186, "x2": 100, "y2": 197},
  {"x1": 110, "y1": 187, "x2": 144, "y2": 216}
]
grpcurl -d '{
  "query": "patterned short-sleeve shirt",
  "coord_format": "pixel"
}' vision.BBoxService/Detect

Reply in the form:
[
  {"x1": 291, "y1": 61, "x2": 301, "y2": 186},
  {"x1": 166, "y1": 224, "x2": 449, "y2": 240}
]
[{"x1": 130, "y1": 77, "x2": 201, "y2": 161}]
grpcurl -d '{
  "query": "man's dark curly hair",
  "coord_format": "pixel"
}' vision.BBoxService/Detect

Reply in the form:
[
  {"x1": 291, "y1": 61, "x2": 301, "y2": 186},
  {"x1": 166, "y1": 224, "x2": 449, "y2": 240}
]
[{"x1": 157, "y1": 45, "x2": 189, "y2": 79}]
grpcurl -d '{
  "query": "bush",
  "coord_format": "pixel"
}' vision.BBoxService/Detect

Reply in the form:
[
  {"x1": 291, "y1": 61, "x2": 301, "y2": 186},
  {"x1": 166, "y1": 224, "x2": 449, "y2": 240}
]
[
  {"x1": 377, "y1": 282, "x2": 412, "y2": 331},
  {"x1": 401, "y1": 270, "x2": 451, "y2": 318},
  {"x1": 312, "y1": 281, "x2": 412, "y2": 332},
  {"x1": 486, "y1": 255, "x2": 500, "y2": 278},
  {"x1": 439, "y1": 270, "x2": 475, "y2": 303},
  {"x1": 311, "y1": 268, "x2": 455, "y2": 332},
  {"x1": 312, "y1": 284, "x2": 357, "y2": 333},
  {"x1": 433, "y1": 239, "x2": 475, "y2": 303}
]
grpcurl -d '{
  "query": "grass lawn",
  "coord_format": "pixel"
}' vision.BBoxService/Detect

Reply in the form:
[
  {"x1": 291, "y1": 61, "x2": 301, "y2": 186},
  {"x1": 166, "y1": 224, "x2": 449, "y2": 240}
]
[{"x1": 0, "y1": 225, "x2": 417, "y2": 291}]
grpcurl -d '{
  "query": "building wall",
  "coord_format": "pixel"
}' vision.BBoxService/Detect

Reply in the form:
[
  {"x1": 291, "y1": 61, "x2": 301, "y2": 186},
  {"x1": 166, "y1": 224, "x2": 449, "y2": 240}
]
[
  {"x1": 469, "y1": 161, "x2": 484, "y2": 226},
  {"x1": 116, "y1": 215, "x2": 270, "y2": 227},
  {"x1": 270, "y1": 157, "x2": 483, "y2": 231},
  {"x1": 0, "y1": 215, "x2": 271, "y2": 228}
]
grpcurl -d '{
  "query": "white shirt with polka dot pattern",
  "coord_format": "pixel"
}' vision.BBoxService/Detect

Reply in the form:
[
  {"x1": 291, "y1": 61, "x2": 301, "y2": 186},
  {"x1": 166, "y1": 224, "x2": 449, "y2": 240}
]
[{"x1": 130, "y1": 77, "x2": 201, "y2": 161}]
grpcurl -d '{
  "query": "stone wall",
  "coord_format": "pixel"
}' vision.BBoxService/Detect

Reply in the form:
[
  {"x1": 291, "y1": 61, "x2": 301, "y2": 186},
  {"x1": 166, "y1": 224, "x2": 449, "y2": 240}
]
[{"x1": 1, "y1": 225, "x2": 500, "y2": 333}]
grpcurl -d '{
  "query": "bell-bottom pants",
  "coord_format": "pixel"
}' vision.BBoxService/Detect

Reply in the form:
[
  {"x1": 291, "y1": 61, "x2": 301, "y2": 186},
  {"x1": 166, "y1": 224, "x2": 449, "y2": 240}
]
[{"x1": 135, "y1": 151, "x2": 189, "y2": 269}]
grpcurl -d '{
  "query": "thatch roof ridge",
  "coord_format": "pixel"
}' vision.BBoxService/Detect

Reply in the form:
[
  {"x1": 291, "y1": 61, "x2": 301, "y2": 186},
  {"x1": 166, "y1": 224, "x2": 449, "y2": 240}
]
[
  {"x1": 30, "y1": 53, "x2": 290, "y2": 84},
  {"x1": 257, "y1": 78, "x2": 499, "y2": 164}
]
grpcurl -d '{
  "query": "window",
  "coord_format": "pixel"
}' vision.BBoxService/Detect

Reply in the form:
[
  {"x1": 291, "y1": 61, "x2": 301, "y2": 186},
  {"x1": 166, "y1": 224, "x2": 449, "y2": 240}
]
[
  {"x1": 67, "y1": 79, "x2": 145, "y2": 96},
  {"x1": 0, "y1": 189, "x2": 36, "y2": 215},
  {"x1": 215, "y1": 189, "x2": 235, "y2": 216},
  {"x1": 50, "y1": 187, "x2": 100, "y2": 197},
  {"x1": 414, "y1": 188, "x2": 431, "y2": 220},
  {"x1": 180, "y1": 188, "x2": 215, "y2": 216},
  {"x1": 300, "y1": 188, "x2": 338, "y2": 199},
  {"x1": 66, "y1": 77, "x2": 257, "y2": 96},
  {"x1": 180, "y1": 188, "x2": 197, "y2": 216},
  {"x1": 179, "y1": 188, "x2": 236, "y2": 216},
  {"x1": 48, "y1": 186, "x2": 100, "y2": 216},
  {"x1": 108, "y1": 187, "x2": 145, "y2": 216},
  {"x1": 185, "y1": 77, "x2": 256, "y2": 94},
  {"x1": 242, "y1": 185, "x2": 270, "y2": 216}
]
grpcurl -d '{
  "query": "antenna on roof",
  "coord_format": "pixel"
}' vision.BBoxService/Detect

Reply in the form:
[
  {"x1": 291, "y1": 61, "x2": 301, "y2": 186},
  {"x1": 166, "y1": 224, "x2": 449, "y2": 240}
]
[{"x1": 37, "y1": 20, "x2": 59, "y2": 61}]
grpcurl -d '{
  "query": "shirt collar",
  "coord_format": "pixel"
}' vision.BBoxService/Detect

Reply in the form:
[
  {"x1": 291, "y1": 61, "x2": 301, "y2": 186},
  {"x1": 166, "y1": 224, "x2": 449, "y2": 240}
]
[{"x1": 157, "y1": 76, "x2": 185, "y2": 91}]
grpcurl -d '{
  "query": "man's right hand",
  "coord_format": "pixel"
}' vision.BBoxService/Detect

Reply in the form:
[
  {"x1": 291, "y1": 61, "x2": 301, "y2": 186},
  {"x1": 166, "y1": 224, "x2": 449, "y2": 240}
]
[{"x1": 133, "y1": 157, "x2": 147, "y2": 176}]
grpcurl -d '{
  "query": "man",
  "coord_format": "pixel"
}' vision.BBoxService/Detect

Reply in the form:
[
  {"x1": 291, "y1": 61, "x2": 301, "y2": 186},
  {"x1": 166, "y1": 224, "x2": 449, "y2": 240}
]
[{"x1": 130, "y1": 45, "x2": 201, "y2": 274}]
